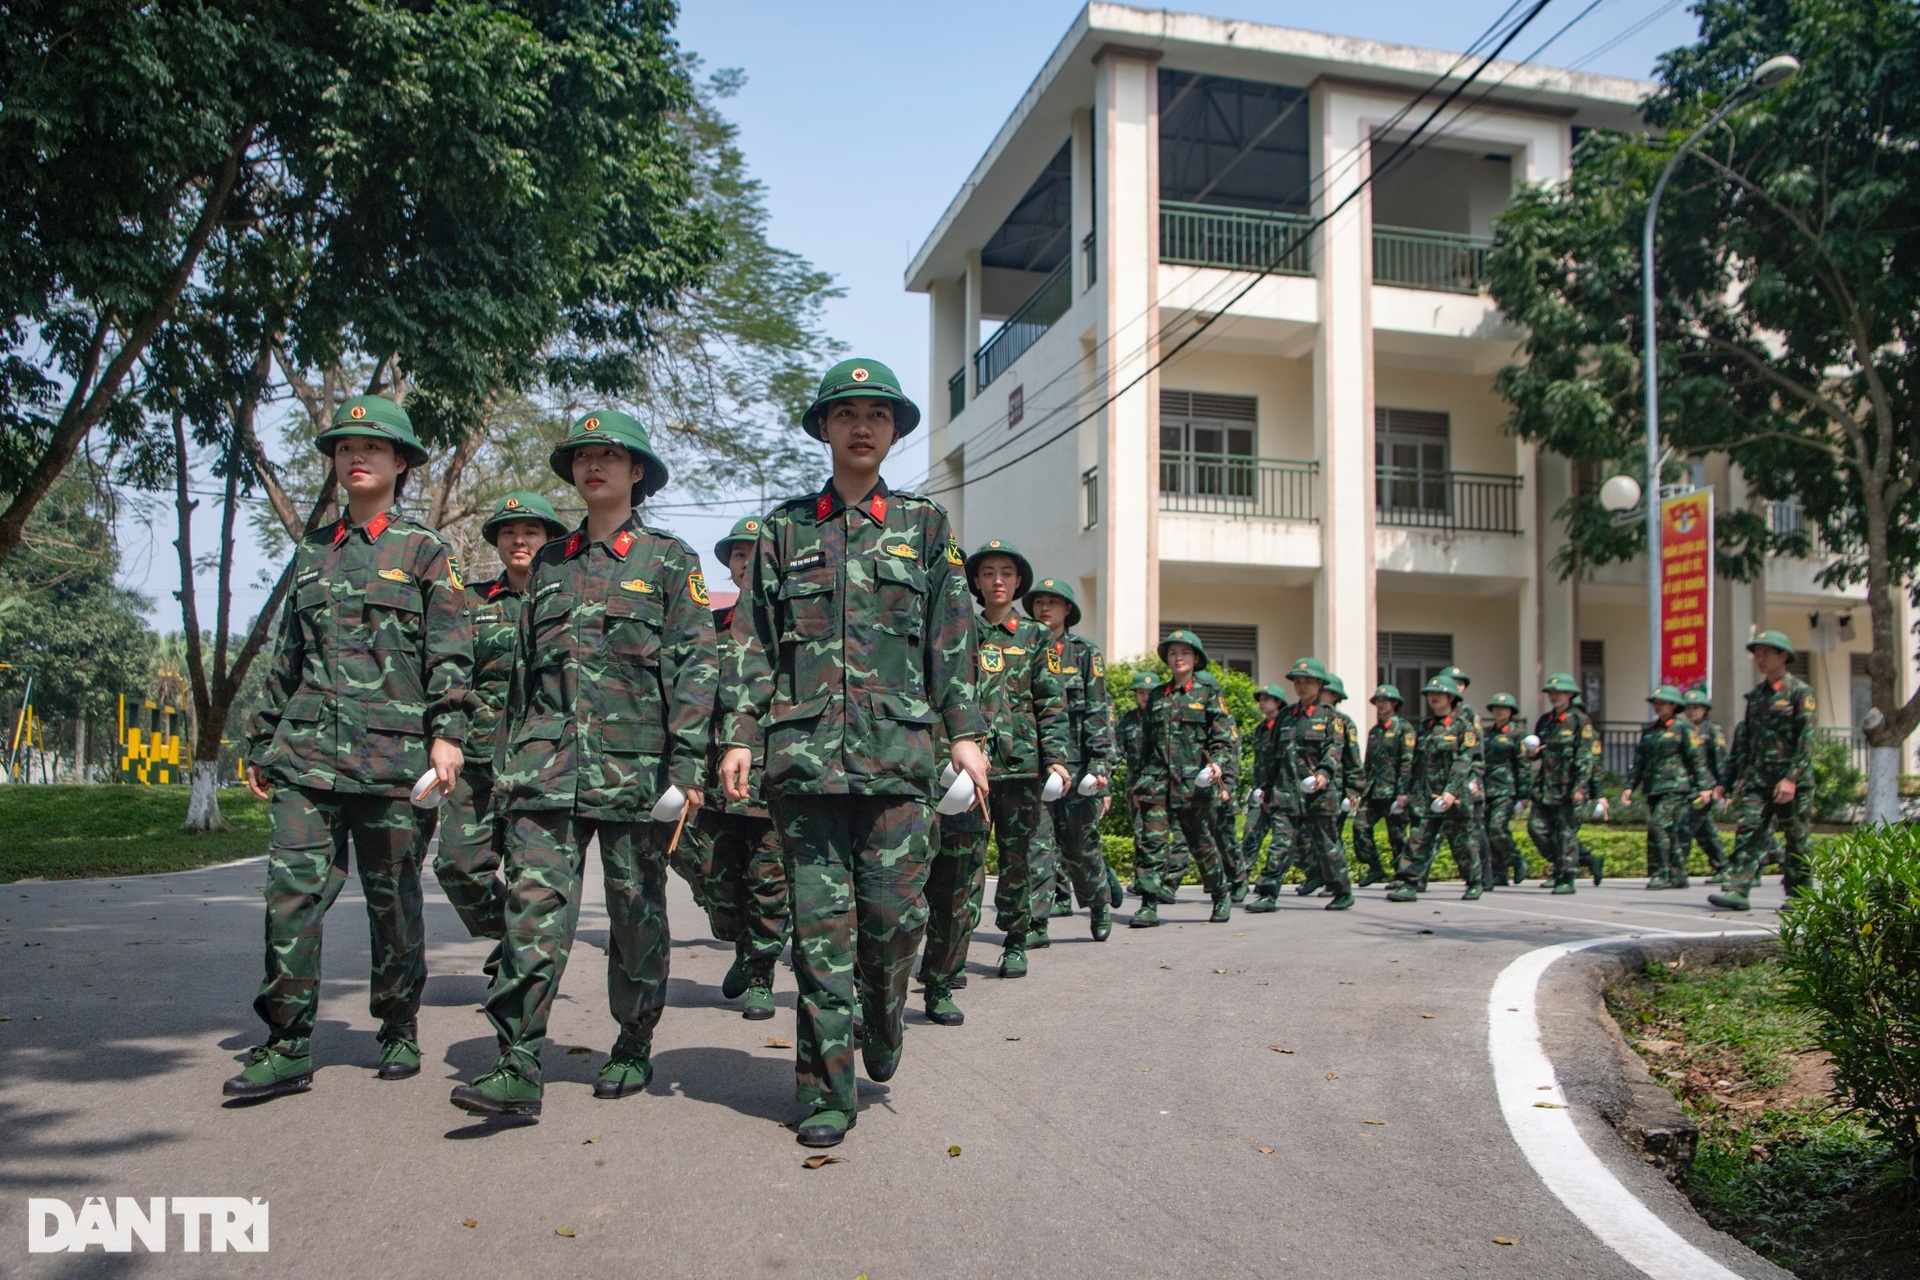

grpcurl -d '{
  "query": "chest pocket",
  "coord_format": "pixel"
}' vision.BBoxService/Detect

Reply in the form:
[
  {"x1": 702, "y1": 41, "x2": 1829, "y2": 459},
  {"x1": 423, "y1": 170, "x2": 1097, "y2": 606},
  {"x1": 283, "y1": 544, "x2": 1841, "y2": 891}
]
[
  {"x1": 294, "y1": 579, "x2": 331, "y2": 640},
  {"x1": 604, "y1": 592, "x2": 664, "y2": 666},
  {"x1": 362, "y1": 576, "x2": 423, "y2": 649},
  {"x1": 531, "y1": 591, "x2": 577, "y2": 669},
  {"x1": 872, "y1": 554, "x2": 927, "y2": 639},
  {"x1": 779, "y1": 567, "x2": 836, "y2": 642}
]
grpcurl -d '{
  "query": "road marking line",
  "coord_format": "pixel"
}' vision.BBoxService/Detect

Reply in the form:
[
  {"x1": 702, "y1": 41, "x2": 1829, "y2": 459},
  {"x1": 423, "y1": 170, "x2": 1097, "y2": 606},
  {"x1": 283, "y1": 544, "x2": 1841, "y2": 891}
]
[
  {"x1": 1488, "y1": 929, "x2": 1772, "y2": 1280},
  {"x1": 1451, "y1": 898, "x2": 1778, "y2": 933}
]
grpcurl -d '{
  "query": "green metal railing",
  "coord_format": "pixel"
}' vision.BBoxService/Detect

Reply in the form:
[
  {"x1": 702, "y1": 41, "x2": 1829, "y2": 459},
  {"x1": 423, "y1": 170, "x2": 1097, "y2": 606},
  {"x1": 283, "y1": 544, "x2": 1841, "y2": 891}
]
[
  {"x1": 974, "y1": 259, "x2": 1072, "y2": 390},
  {"x1": 1373, "y1": 225, "x2": 1493, "y2": 293},
  {"x1": 1376, "y1": 467, "x2": 1523, "y2": 533},
  {"x1": 948, "y1": 367, "x2": 966, "y2": 418},
  {"x1": 1160, "y1": 201, "x2": 1314, "y2": 275},
  {"x1": 1159, "y1": 452, "x2": 1318, "y2": 520}
]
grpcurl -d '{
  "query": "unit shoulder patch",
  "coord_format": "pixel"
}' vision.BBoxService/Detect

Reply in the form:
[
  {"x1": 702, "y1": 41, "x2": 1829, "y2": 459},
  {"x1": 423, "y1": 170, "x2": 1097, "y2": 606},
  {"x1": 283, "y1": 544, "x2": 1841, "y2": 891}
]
[
  {"x1": 688, "y1": 571, "x2": 709, "y2": 607},
  {"x1": 445, "y1": 556, "x2": 463, "y2": 590},
  {"x1": 946, "y1": 533, "x2": 964, "y2": 566},
  {"x1": 1046, "y1": 647, "x2": 1061, "y2": 675},
  {"x1": 980, "y1": 644, "x2": 1004, "y2": 674},
  {"x1": 1091, "y1": 654, "x2": 1105, "y2": 678}
]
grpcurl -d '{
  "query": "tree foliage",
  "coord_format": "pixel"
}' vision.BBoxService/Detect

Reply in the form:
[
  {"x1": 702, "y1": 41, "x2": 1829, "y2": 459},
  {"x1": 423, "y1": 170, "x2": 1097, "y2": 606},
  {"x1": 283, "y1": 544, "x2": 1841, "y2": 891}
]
[{"x1": 1487, "y1": 0, "x2": 1920, "y2": 750}]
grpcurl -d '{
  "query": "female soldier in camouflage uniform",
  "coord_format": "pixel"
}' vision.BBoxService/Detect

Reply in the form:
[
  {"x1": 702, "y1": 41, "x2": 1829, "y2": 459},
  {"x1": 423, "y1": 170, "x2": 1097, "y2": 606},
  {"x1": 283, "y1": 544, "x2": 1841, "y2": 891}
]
[
  {"x1": 1354, "y1": 685, "x2": 1415, "y2": 887},
  {"x1": 1678, "y1": 687, "x2": 1730, "y2": 882},
  {"x1": 1481, "y1": 693, "x2": 1531, "y2": 887},
  {"x1": 1621, "y1": 684, "x2": 1714, "y2": 889},
  {"x1": 1527, "y1": 673, "x2": 1598, "y2": 895},
  {"x1": 1130, "y1": 631, "x2": 1237, "y2": 926},
  {"x1": 1386, "y1": 676, "x2": 1483, "y2": 902}
]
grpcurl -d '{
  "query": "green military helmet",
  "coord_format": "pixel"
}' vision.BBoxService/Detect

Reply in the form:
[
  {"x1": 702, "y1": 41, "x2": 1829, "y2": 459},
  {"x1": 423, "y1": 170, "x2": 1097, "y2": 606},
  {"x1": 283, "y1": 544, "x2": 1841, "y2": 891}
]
[
  {"x1": 316, "y1": 395, "x2": 429, "y2": 468},
  {"x1": 1130, "y1": 670, "x2": 1161, "y2": 692},
  {"x1": 1370, "y1": 683, "x2": 1403, "y2": 705},
  {"x1": 1438, "y1": 664, "x2": 1472, "y2": 688},
  {"x1": 1158, "y1": 628, "x2": 1210, "y2": 670},
  {"x1": 1542, "y1": 672, "x2": 1580, "y2": 694},
  {"x1": 1746, "y1": 628, "x2": 1797, "y2": 658},
  {"x1": 713, "y1": 514, "x2": 765, "y2": 564},
  {"x1": 482, "y1": 491, "x2": 567, "y2": 544},
  {"x1": 1023, "y1": 575, "x2": 1081, "y2": 628},
  {"x1": 1648, "y1": 683, "x2": 1687, "y2": 706},
  {"x1": 1256, "y1": 682, "x2": 1289, "y2": 702},
  {"x1": 1421, "y1": 674, "x2": 1463, "y2": 699},
  {"x1": 1683, "y1": 686, "x2": 1713, "y2": 708},
  {"x1": 801, "y1": 358, "x2": 922, "y2": 440},
  {"x1": 1286, "y1": 656, "x2": 1329, "y2": 683},
  {"x1": 964, "y1": 538, "x2": 1034, "y2": 602},
  {"x1": 1193, "y1": 670, "x2": 1218, "y2": 687},
  {"x1": 549, "y1": 409, "x2": 671, "y2": 500},
  {"x1": 1485, "y1": 692, "x2": 1520, "y2": 711},
  {"x1": 1322, "y1": 673, "x2": 1349, "y2": 701}
]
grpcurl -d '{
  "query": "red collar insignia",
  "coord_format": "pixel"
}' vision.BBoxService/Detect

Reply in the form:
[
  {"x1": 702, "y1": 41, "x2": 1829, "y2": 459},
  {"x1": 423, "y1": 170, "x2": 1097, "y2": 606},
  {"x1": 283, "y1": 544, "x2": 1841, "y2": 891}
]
[
  {"x1": 816, "y1": 492, "x2": 834, "y2": 522},
  {"x1": 869, "y1": 492, "x2": 887, "y2": 522},
  {"x1": 332, "y1": 517, "x2": 349, "y2": 547},
  {"x1": 365, "y1": 512, "x2": 391, "y2": 541},
  {"x1": 1442, "y1": 714, "x2": 1453, "y2": 728},
  {"x1": 611, "y1": 529, "x2": 635, "y2": 560},
  {"x1": 564, "y1": 532, "x2": 583, "y2": 559},
  {"x1": 486, "y1": 580, "x2": 505, "y2": 599},
  {"x1": 999, "y1": 616, "x2": 1020, "y2": 634},
  {"x1": 716, "y1": 605, "x2": 734, "y2": 630}
]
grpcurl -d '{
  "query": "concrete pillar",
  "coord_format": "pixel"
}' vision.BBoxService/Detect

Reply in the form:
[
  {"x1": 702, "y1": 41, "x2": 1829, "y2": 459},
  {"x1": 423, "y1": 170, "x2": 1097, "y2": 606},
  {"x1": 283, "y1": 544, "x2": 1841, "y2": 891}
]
[
  {"x1": 1710, "y1": 456, "x2": 1755, "y2": 712},
  {"x1": 1095, "y1": 46, "x2": 1160, "y2": 662},
  {"x1": 1310, "y1": 81, "x2": 1375, "y2": 693},
  {"x1": 962, "y1": 249, "x2": 983, "y2": 397},
  {"x1": 1535, "y1": 451, "x2": 1578, "y2": 719},
  {"x1": 928, "y1": 276, "x2": 964, "y2": 444},
  {"x1": 1071, "y1": 107, "x2": 1094, "y2": 296},
  {"x1": 1517, "y1": 440, "x2": 1540, "y2": 717}
]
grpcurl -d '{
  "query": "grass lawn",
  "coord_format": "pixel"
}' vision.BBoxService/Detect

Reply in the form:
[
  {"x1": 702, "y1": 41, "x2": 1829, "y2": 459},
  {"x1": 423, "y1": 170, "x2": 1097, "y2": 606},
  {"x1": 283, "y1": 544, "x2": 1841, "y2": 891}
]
[
  {"x1": 0, "y1": 785, "x2": 270, "y2": 883},
  {"x1": 1607, "y1": 952, "x2": 1917, "y2": 1280}
]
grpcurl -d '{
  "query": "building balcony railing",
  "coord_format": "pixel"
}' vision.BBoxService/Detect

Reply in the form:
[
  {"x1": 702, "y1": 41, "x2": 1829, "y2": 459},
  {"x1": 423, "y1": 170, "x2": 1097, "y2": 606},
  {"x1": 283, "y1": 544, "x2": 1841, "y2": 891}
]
[
  {"x1": 1376, "y1": 467, "x2": 1523, "y2": 534},
  {"x1": 974, "y1": 258, "x2": 1071, "y2": 391},
  {"x1": 1373, "y1": 224, "x2": 1493, "y2": 294},
  {"x1": 948, "y1": 367, "x2": 966, "y2": 418},
  {"x1": 1159, "y1": 452, "x2": 1318, "y2": 520},
  {"x1": 1160, "y1": 201, "x2": 1314, "y2": 275}
]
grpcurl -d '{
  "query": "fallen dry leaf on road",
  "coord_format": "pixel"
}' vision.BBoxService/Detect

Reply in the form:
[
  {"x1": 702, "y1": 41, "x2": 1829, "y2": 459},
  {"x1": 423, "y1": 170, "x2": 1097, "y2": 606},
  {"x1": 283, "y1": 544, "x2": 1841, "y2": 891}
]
[
  {"x1": 565, "y1": 1046, "x2": 591, "y2": 1055},
  {"x1": 763, "y1": 1036, "x2": 793, "y2": 1048},
  {"x1": 1269, "y1": 1045, "x2": 1294, "y2": 1054},
  {"x1": 461, "y1": 1219, "x2": 476, "y2": 1229},
  {"x1": 1257, "y1": 1146, "x2": 1275, "y2": 1154},
  {"x1": 1005, "y1": 1036, "x2": 1020, "y2": 1041},
  {"x1": 1493, "y1": 1236, "x2": 1520, "y2": 1246},
  {"x1": 1326, "y1": 1072, "x2": 1339, "y2": 1080},
  {"x1": 1533, "y1": 1102, "x2": 1567, "y2": 1109},
  {"x1": 1363, "y1": 1118, "x2": 1388, "y2": 1125},
  {"x1": 1420, "y1": 1012, "x2": 1435, "y2": 1019},
  {"x1": 802, "y1": 1155, "x2": 843, "y2": 1170},
  {"x1": 582, "y1": 1137, "x2": 600, "y2": 1145},
  {"x1": 947, "y1": 1145, "x2": 962, "y2": 1157},
  {"x1": 1215, "y1": 968, "x2": 1229, "y2": 974},
  {"x1": 555, "y1": 1225, "x2": 576, "y2": 1238}
]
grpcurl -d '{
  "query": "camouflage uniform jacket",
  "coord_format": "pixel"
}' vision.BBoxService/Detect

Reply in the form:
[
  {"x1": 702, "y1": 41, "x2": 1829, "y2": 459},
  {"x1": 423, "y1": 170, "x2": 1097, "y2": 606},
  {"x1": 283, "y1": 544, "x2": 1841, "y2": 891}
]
[
  {"x1": 1364, "y1": 713, "x2": 1417, "y2": 800},
  {"x1": 463, "y1": 576, "x2": 525, "y2": 767},
  {"x1": 722, "y1": 479, "x2": 985, "y2": 797},
  {"x1": 1409, "y1": 711, "x2": 1478, "y2": 801},
  {"x1": 1332, "y1": 707, "x2": 1363, "y2": 806},
  {"x1": 1730, "y1": 674, "x2": 1815, "y2": 792},
  {"x1": 969, "y1": 612, "x2": 1068, "y2": 779},
  {"x1": 1249, "y1": 714, "x2": 1285, "y2": 805},
  {"x1": 1717, "y1": 721, "x2": 1745, "y2": 791},
  {"x1": 496, "y1": 517, "x2": 717, "y2": 819},
  {"x1": 1529, "y1": 707, "x2": 1597, "y2": 804},
  {"x1": 1132, "y1": 677, "x2": 1236, "y2": 800},
  {"x1": 1118, "y1": 707, "x2": 1145, "y2": 774},
  {"x1": 1052, "y1": 633, "x2": 1119, "y2": 779},
  {"x1": 1282, "y1": 700, "x2": 1348, "y2": 815},
  {"x1": 248, "y1": 508, "x2": 472, "y2": 797},
  {"x1": 1628, "y1": 715, "x2": 1711, "y2": 798},
  {"x1": 1691, "y1": 718, "x2": 1729, "y2": 790},
  {"x1": 706, "y1": 603, "x2": 767, "y2": 816},
  {"x1": 1482, "y1": 718, "x2": 1532, "y2": 801}
]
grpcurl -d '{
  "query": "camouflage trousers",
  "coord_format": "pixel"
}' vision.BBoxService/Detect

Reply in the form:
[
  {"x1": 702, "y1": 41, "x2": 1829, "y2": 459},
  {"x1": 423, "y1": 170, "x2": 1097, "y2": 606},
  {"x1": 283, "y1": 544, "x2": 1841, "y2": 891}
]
[
  {"x1": 1046, "y1": 791, "x2": 1114, "y2": 910},
  {"x1": 421, "y1": 763, "x2": 506, "y2": 941},
  {"x1": 984, "y1": 779, "x2": 1051, "y2": 940},
  {"x1": 1401, "y1": 800, "x2": 1484, "y2": 888},
  {"x1": 254, "y1": 787, "x2": 426, "y2": 1057},
  {"x1": 485, "y1": 812, "x2": 670, "y2": 1081},
  {"x1": 1236, "y1": 802, "x2": 1282, "y2": 889},
  {"x1": 1285, "y1": 810, "x2": 1353, "y2": 895},
  {"x1": 1527, "y1": 801, "x2": 1586, "y2": 882},
  {"x1": 1249, "y1": 809, "x2": 1303, "y2": 897},
  {"x1": 1680, "y1": 804, "x2": 1728, "y2": 873},
  {"x1": 1726, "y1": 782, "x2": 1812, "y2": 894},
  {"x1": 770, "y1": 794, "x2": 933, "y2": 1112},
  {"x1": 1645, "y1": 793, "x2": 1701, "y2": 882},
  {"x1": 1212, "y1": 801, "x2": 1240, "y2": 883},
  {"x1": 1351, "y1": 797, "x2": 1409, "y2": 880},
  {"x1": 1135, "y1": 791, "x2": 1227, "y2": 902},
  {"x1": 922, "y1": 810, "x2": 985, "y2": 988},
  {"x1": 689, "y1": 808, "x2": 790, "y2": 963},
  {"x1": 1483, "y1": 795, "x2": 1525, "y2": 885}
]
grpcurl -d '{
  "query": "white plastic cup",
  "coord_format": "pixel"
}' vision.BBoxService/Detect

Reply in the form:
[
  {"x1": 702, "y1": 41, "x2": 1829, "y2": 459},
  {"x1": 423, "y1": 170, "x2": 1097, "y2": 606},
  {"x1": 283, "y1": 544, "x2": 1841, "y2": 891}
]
[
  {"x1": 1191, "y1": 764, "x2": 1216, "y2": 792},
  {"x1": 410, "y1": 769, "x2": 446, "y2": 809},
  {"x1": 1251, "y1": 788, "x2": 1264, "y2": 807},
  {"x1": 1041, "y1": 772, "x2": 1068, "y2": 802},
  {"x1": 1522, "y1": 734, "x2": 1542, "y2": 755},
  {"x1": 937, "y1": 766, "x2": 977, "y2": 816},
  {"x1": 1077, "y1": 773, "x2": 1105, "y2": 797},
  {"x1": 1593, "y1": 797, "x2": 1610, "y2": 823},
  {"x1": 650, "y1": 785, "x2": 687, "y2": 822},
  {"x1": 1298, "y1": 775, "x2": 1321, "y2": 794},
  {"x1": 1430, "y1": 795, "x2": 1450, "y2": 814},
  {"x1": 1340, "y1": 797, "x2": 1353, "y2": 814}
]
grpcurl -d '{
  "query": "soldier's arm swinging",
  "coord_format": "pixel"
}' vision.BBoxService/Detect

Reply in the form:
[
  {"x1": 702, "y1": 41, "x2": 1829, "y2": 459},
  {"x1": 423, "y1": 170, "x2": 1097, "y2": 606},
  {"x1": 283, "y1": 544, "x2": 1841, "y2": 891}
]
[
  {"x1": 244, "y1": 555, "x2": 309, "y2": 800},
  {"x1": 655, "y1": 543, "x2": 717, "y2": 812},
  {"x1": 418, "y1": 538, "x2": 474, "y2": 794},
  {"x1": 718, "y1": 522, "x2": 779, "y2": 802}
]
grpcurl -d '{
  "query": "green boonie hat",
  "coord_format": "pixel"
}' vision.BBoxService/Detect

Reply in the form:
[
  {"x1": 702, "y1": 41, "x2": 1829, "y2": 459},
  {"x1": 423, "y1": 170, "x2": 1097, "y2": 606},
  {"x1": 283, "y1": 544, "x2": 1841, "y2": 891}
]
[
  {"x1": 1649, "y1": 684, "x2": 1687, "y2": 705},
  {"x1": 317, "y1": 395, "x2": 428, "y2": 468},
  {"x1": 1287, "y1": 656, "x2": 1329, "y2": 683},
  {"x1": 964, "y1": 539, "x2": 1034, "y2": 603},
  {"x1": 1158, "y1": 629, "x2": 1210, "y2": 670},
  {"x1": 482, "y1": 491, "x2": 567, "y2": 544},
  {"x1": 549, "y1": 410, "x2": 671, "y2": 500},
  {"x1": 1023, "y1": 576, "x2": 1081, "y2": 628},
  {"x1": 1747, "y1": 629, "x2": 1797, "y2": 658},
  {"x1": 713, "y1": 515, "x2": 764, "y2": 564},
  {"x1": 1486, "y1": 692, "x2": 1519, "y2": 711},
  {"x1": 1130, "y1": 671, "x2": 1161, "y2": 691},
  {"x1": 1438, "y1": 665, "x2": 1471, "y2": 686},
  {"x1": 1371, "y1": 683, "x2": 1403, "y2": 704},
  {"x1": 801, "y1": 358, "x2": 922, "y2": 440},
  {"x1": 1323, "y1": 673, "x2": 1348, "y2": 701},
  {"x1": 1543, "y1": 672, "x2": 1580, "y2": 694},
  {"x1": 1256, "y1": 683, "x2": 1289, "y2": 701},
  {"x1": 1683, "y1": 686, "x2": 1712, "y2": 707},
  {"x1": 1421, "y1": 674, "x2": 1462, "y2": 698}
]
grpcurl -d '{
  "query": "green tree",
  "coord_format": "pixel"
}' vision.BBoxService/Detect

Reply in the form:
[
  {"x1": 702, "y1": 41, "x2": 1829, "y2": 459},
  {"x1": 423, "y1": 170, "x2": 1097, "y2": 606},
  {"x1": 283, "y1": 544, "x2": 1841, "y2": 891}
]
[{"x1": 1487, "y1": 0, "x2": 1920, "y2": 818}]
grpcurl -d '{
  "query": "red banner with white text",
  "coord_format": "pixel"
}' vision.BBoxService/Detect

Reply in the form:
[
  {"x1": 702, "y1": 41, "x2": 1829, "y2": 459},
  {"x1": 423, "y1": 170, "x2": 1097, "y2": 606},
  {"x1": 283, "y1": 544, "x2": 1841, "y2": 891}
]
[{"x1": 1659, "y1": 489, "x2": 1714, "y2": 691}]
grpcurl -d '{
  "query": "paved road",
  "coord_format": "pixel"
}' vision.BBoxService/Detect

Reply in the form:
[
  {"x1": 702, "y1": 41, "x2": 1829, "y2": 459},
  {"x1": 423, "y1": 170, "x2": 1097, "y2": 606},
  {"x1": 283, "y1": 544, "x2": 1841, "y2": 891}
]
[{"x1": 1, "y1": 853, "x2": 1787, "y2": 1277}]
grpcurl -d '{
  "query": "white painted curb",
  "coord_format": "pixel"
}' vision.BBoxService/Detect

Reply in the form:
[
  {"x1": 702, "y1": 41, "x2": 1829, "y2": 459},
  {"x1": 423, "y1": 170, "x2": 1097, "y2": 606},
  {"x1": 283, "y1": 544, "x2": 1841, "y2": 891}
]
[{"x1": 1488, "y1": 930, "x2": 1773, "y2": 1280}]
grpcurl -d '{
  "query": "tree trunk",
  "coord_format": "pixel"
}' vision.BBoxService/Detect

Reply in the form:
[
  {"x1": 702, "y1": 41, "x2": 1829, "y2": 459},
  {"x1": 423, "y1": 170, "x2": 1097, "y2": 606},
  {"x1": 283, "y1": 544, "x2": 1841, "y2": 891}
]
[
  {"x1": 72, "y1": 716, "x2": 85, "y2": 784},
  {"x1": 184, "y1": 760, "x2": 226, "y2": 832},
  {"x1": 1866, "y1": 747, "x2": 1901, "y2": 825}
]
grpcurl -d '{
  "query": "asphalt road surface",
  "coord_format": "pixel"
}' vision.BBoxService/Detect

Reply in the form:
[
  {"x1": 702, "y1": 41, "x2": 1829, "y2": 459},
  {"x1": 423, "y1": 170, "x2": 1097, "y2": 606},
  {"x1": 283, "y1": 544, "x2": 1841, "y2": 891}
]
[{"x1": 1, "y1": 850, "x2": 1789, "y2": 1278}]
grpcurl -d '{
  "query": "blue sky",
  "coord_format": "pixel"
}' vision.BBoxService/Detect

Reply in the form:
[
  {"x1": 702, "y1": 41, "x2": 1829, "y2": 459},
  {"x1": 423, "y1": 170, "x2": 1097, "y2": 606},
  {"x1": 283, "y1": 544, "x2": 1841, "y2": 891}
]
[{"x1": 121, "y1": 0, "x2": 1699, "y2": 626}]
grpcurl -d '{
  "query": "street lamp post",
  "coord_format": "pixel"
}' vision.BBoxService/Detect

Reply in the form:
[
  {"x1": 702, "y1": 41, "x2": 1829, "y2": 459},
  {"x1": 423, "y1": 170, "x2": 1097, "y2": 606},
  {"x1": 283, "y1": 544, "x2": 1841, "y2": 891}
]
[{"x1": 1639, "y1": 54, "x2": 1799, "y2": 694}]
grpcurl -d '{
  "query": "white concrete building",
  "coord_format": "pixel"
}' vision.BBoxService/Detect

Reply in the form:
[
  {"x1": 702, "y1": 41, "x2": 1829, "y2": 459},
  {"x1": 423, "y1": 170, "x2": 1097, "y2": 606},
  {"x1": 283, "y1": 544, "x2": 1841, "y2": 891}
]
[{"x1": 907, "y1": 2, "x2": 1913, "y2": 765}]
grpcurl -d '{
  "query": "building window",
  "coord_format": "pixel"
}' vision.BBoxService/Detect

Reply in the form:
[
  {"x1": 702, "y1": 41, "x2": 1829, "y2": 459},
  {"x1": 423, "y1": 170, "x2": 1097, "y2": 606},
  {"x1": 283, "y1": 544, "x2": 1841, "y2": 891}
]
[
  {"x1": 1161, "y1": 622, "x2": 1258, "y2": 680},
  {"x1": 1375, "y1": 408, "x2": 1451, "y2": 515},
  {"x1": 1082, "y1": 465, "x2": 1099, "y2": 530},
  {"x1": 1580, "y1": 639, "x2": 1605, "y2": 724},
  {"x1": 1377, "y1": 631, "x2": 1452, "y2": 699},
  {"x1": 1161, "y1": 390, "x2": 1257, "y2": 500}
]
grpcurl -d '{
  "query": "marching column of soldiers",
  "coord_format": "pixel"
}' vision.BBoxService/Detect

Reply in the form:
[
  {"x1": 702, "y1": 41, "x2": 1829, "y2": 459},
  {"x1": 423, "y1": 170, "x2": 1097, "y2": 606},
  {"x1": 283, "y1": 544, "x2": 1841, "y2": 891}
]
[{"x1": 221, "y1": 357, "x2": 1817, "y2": 1147}]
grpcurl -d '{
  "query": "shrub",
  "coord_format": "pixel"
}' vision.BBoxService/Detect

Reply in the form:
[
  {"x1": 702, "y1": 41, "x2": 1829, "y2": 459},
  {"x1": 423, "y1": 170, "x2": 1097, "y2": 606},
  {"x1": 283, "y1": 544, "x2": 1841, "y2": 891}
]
[
  {"x1": 1778, "y1": 823, "x2": 1920, "y2": 1173},
  {"x1": 1809, "y1": 734, "x2": 1864, "y2": 825}
]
